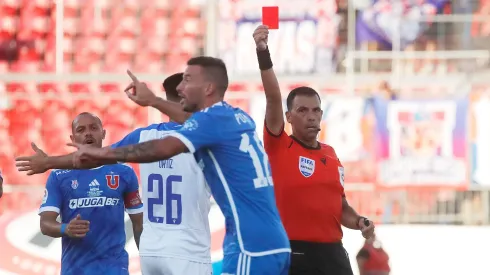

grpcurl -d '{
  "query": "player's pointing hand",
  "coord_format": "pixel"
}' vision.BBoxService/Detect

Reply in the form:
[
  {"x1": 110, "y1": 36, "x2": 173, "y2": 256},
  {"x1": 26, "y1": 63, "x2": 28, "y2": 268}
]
[
  {"x1": 124, "y1": 70, "x2": 157, "y2": 107},
  {"x1": 253, "y1": 25, "x2": 269, "y2": 51},
  {"x1": 15, "y1": 142, "x2": 49, "y2": 175},
  {"x1": 67, "y1": 214, "x2": 90, "y2": 238}
]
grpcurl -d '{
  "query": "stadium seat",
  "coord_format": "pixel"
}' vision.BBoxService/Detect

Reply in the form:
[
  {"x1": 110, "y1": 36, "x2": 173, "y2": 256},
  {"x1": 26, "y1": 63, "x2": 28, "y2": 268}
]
[
  {"x1": 62, "y1": 16, "x2": 80, "y2": 37},
  {"x1": 24, "y1": 0, "x2": 51, "y2": 15},
  {"x1": 1, "y1": 0, "x2": 21, "y2": 15},
  {"x1": 0, "y1": 14, "x2": 18, "y2": 39},
  {"x1": 133, "y1": 52, "x2": 164, "y2": 73},
  {"x1": 18, "y1": 13, "x2": 50, "y2": 39}
]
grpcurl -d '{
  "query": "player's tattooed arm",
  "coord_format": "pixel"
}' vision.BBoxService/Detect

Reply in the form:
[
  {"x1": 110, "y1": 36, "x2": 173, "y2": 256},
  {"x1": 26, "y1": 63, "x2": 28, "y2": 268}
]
[
  {"x1": 16, "y1": 143, "x2": 116, "y2": 175},
  {"x1": 112, "y1": 137, "x2": 188, "y2": 162},
  {"x1": 253, "y1": 25, "x2": 284, "y2": 135},
  {"x1": 150, "y1": 97, "x2": 191, "y2": 124},
  {"x1": 76, "y1": 137, "x2": 189, "y2": 163},
  {"x1": 47, "y1": 153, "x2": 116, "y2": 170}
]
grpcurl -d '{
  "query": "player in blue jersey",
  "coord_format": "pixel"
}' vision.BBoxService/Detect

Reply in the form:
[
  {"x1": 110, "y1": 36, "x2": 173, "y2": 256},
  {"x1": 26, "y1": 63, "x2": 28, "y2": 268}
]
[
  {"x1": 16, "y1": 75, "x2": 213, "y2": 275},
  {"x1": 66, "y1": 57, "x2": 292, "y2": 275},
  {"x1": 37, "y1": 112, "x2": 144, "y2": 275}
]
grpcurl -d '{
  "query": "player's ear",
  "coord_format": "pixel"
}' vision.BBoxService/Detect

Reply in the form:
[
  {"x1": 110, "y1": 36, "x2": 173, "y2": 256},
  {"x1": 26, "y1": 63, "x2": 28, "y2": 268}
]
[
  {"x1": 285, "y1": 111, "x2": 292, "y2": 124},
  {"x1": 204, "y1": 82, "x2": 214, "y2": 96},
  {"x1": 102, "y1": 129, "x2": 106, "y2": 140}
]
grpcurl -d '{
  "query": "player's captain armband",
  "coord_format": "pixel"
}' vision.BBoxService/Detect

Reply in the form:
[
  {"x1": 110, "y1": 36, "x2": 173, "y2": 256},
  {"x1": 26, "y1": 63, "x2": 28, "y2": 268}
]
[{"x1": 124, "y1": 190, "x2": 143, "y2": 209}]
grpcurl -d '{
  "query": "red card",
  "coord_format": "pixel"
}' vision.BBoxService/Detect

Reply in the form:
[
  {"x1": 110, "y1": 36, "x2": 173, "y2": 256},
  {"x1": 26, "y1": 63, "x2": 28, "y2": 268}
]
[{"x1": 262, "y1": 6, "x2": 279, "y2": 29}]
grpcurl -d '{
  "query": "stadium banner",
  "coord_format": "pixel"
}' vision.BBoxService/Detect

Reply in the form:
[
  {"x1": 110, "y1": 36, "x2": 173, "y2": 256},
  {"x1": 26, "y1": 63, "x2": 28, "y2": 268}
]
[
  {"x1": 372, "y1": 97, "x2": 469, "y2": 187},
  {"x1": 319, "y1": 96, "x2": 377, "y2": 184},
  {"x1": 469, "y1": 92, "x2": 490, "y2": 186},
  {"x1": 0, "y1": 207, "x2": 225, "y2": 275},
  {"x1": 250, "y1": 94, "x2": 376, "y2": 184},
  {"x1": 217, "y1": 0, "x2": 339, "y2": 75},
  {"x1": 356, "y1": 0, "x2": 448, "y2": 49}
]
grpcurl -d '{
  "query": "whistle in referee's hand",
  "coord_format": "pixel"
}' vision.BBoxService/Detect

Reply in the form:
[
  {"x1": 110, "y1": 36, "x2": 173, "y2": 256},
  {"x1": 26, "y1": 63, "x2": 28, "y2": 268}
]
[{"x1": 364, "y1": 218, "x2": 371, "y2": 227}]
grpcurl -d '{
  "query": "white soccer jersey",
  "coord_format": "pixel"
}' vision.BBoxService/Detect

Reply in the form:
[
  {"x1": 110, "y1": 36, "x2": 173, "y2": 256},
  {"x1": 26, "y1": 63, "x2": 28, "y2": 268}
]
[{"x1": 112, "y1": 122, "x2": 211, "y2": 263}]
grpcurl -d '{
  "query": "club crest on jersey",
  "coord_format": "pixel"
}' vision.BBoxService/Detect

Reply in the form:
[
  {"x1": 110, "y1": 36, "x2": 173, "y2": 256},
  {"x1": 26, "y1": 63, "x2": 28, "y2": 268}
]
[
  {"x1": 71, "y1": 180, "x2": 78, "y2": 189},
  {"x1": 106, "y1": 174, "x2": 120, "y2": 190},
  {"x1": 299, "y1": 156, "x2": 315, "y2": 178}
]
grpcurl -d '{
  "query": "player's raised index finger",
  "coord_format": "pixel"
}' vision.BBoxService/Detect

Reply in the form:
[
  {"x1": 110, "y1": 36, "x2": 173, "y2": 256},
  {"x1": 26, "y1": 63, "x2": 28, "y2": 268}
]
[{"x1": 126, "y1": 69, "x2": 140, "y2": 83}]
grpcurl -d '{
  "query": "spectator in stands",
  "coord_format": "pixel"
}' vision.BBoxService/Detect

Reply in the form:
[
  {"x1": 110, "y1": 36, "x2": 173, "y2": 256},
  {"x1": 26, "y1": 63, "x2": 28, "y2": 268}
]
[{"x1": 356, "y1": 235, "x2": 390, "y2": 275}]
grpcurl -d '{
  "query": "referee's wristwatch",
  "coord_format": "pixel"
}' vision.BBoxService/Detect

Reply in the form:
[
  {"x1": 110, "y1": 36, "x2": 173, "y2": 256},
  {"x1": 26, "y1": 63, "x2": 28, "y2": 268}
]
[{"x1": 357, "y1": 216, "x2": 370, "y2": 229}]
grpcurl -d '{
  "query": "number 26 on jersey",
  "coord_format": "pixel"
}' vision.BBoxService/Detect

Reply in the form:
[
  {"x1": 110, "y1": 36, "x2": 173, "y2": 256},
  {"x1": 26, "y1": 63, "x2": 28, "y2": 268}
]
[{"x1": 147, "y1": 174, "x2": 182, "y2": 225}]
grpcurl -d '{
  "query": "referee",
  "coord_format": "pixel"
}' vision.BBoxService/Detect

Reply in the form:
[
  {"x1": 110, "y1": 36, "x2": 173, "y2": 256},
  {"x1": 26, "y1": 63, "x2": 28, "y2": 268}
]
[{"x1": 253, "y1": 25, "x2": 375, "y2": 275}]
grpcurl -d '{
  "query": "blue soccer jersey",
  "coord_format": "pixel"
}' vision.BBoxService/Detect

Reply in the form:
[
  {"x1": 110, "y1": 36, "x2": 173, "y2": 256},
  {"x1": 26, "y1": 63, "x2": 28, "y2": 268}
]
[
  {"x1": 167, "y1": 101, "x2": 291, "y2": 257},
  {"x1": 39, "y1": 164, "x2": 143, "y2": 275}
]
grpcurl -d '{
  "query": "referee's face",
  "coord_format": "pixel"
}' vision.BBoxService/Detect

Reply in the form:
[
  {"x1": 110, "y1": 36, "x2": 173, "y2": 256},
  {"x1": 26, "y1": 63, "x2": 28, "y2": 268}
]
[{"x1": 286, "y1": 95, "x2": 323, "y2": 142}]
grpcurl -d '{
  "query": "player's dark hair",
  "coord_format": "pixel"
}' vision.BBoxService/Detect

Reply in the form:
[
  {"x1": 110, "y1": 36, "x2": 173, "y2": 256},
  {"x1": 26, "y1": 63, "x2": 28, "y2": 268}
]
[
  {"x1": 72, "y1": 112, "x2": 103, "y2": 130},
  {"x1": 163, "y1": 73, "x2": 183, "y2": 103},
  {"x1": 286, "y1": 86, "x2": 321, "y2": 111},
  {"x1": 187, "y1": 56, "x2": 229, "y2": 96}
]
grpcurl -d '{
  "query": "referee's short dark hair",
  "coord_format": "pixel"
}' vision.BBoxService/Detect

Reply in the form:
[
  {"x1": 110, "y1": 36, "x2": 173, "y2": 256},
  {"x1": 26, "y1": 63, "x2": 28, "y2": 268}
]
[
  {"x1": 286, "y1": 86, "x2": 321, "y2": 111},
  {"x1": 187, "y1": 56, "x2": 229, "y2": 96}
]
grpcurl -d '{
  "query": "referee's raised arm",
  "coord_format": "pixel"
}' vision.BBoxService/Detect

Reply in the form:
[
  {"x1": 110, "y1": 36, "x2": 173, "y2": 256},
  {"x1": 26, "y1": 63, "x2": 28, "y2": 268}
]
[{"x1": 253, "y1": 25, "x2": 284, "y2": 135}]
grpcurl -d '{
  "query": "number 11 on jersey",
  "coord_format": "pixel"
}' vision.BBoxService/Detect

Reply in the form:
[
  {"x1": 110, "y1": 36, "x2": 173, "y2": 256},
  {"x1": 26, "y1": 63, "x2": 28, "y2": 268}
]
[
  {"x1": 239, "y1": 132, "x2": 273, "y2": 189},
  {"x1": 147, "y1": 174, "x2": 183, "y2": 225}
]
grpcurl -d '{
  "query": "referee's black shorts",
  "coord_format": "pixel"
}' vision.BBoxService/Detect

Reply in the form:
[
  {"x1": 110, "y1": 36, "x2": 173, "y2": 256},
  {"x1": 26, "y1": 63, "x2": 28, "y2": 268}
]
[{"x1": 289, "y1": 240, "x2": 354, "y2": 275}]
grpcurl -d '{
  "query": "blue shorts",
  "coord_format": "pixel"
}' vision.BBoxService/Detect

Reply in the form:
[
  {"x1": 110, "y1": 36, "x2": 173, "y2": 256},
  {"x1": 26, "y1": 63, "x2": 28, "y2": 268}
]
[{"x1": 221, "y1": 252, "x2": 290, "y2": 275}]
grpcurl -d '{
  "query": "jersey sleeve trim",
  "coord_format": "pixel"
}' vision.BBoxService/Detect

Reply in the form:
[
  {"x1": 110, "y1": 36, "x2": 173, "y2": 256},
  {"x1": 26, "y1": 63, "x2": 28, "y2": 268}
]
[
  {"x1": 166, "y1": 132, "x2": 196, "y2": 153},
  {"x1": 126, "y1": 205, "x2": 143, "y2": 214},
  {"x1": 264, "y1": 121, "x2": 284, "y2": 138},
  {"x1": 38, "y1": 206, "x2": 60, "y2": 215}
]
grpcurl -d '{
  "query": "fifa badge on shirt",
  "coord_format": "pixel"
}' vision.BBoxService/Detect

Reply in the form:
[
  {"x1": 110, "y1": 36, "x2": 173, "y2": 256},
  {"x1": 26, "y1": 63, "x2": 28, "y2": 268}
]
[
  {"x1": 299, "y1": 156, "x2": 315, "y2": 178},
  {"x1": 338, "y1": 167, "x2": 345, "y2": 186},
  {"x1": 71, "y1": 180, "x2": 79, "y2": 189},
  {"x1": 42, "y1": 189, "x2": 48, "y2": 204}
]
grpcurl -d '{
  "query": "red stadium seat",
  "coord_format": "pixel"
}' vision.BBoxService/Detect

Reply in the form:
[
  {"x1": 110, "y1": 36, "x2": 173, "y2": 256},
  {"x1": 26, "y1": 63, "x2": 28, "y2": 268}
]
[
  {"x1": 140, "y1": 12, "x2": 169, "y2": 36},
  {"x1": 1, "y1": 0, "x2": 21, "y2": 15},
  {"x1": 9, "y1": 60, "x2": 40, "y2": 73},
  {"x1": 64, "y1": 0, "x2": 81, "y2": 18},
  {"x1": 107, "y1": 36, "x2": 137, "y2": 56},
  {"x1": 74, "y1": 35, "x2": 106, "y2": 62},
  {"x1": 80, "y1": 14, "x2": 110, "y2": 37},
  {"x1": 133, "y1": 52, "x2": 164, "y2": 73},
  {"x1": 24, "y1": 0, "x2": 51, "y2": 16},
  {"x1": 141, "y1": 0, "x2": 170, "y2": 13},
  {"x1": 18, "y1": 13, "x2": 50, "y2": 39},
  {"x1": 0, "y1": 14, "x2": 18, "y2": 39},
  {"x1": 112, "y1": 15, "x2": 139, "y2": 37},
  {"x1": 0, "y1": 61, "x2": 9, "y2": 73},
  {"x1": 62, "y1": 17, "x2": 80, "y2": 38},
  {"x1": 150, "y1": 36, "x2": 169, "y2": 55}
]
